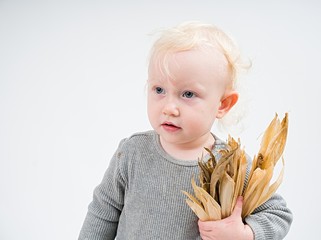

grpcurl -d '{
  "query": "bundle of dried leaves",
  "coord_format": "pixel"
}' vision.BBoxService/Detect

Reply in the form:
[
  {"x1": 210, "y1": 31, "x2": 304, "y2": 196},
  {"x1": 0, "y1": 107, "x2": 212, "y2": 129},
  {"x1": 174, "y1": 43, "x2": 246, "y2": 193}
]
[{"x1": 182, "y1": 113, "x2": 288, "y2": 220}]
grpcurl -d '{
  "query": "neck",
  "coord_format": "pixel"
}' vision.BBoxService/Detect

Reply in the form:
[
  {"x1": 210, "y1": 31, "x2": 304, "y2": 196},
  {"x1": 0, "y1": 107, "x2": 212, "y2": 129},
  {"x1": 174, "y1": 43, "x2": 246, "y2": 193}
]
[{"x1": 160, "y1": 133, "x2": 215, "y2": 161}]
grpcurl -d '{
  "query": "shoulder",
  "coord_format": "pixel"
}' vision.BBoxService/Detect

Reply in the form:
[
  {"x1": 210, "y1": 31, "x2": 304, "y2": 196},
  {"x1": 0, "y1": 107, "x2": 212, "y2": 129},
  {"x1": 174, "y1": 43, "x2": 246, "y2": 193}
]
[
  {"x1": 114, "y1": 130, "x2": 157, "y2": 177},
  {"x1": 118, "y1": 130, "x2": 156, "y2": 149},
  {"x1": 115, "y1": 130, "x2": 157, "y2": 159},
  {"x1": 128, "y1": 130, "x2": 156, "y2": 141},
  {"x1": 212, "y1": 134, "x2": 227, "y2": 149},
  {"x1": 211, "y1": 134, "x2": 228, "y2": 157},
  {"x1": 212, "y1": 134, "x2": 252, "y2": 162}
]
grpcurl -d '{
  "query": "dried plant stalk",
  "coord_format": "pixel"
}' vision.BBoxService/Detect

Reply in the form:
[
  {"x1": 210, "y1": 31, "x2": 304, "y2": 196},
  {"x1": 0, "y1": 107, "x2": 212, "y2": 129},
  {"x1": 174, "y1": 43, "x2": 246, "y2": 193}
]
[{"x1": 183, "y1": 113, "x2": 288, "y2": 220}]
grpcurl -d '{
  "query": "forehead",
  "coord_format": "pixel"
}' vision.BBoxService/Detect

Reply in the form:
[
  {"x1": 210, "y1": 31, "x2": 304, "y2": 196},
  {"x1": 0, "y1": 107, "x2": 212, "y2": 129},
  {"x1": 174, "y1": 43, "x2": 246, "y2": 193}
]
[{"x1": 148, "y1": 48, "x2": 230, "y2": 85}]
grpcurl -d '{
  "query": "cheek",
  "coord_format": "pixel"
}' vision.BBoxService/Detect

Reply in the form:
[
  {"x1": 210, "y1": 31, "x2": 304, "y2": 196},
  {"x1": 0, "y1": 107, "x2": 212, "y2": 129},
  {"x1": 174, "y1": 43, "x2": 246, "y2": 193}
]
[
  {"x1": 147, "y1": 97, "x2": 159, "y2": 122},
  {"x1": 190, "y1": 110, "x2": 215, "y2": 125},
  {"x1": 147, "y1": 100, "x2": 154, "y2": 119},
  {"x1": 183, "y1": 104, "x2": 218, "y2": 129}
]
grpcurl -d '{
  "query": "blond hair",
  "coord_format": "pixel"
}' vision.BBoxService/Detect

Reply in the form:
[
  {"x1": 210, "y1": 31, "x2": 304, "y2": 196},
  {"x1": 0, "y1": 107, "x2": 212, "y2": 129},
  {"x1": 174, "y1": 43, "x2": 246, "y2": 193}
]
[
  {"x1": 148, "y1": 21, "x2": 250, "y2": 89},
  {"x1": 148, "y1": 21, "x2": 251, "y2": 133}
]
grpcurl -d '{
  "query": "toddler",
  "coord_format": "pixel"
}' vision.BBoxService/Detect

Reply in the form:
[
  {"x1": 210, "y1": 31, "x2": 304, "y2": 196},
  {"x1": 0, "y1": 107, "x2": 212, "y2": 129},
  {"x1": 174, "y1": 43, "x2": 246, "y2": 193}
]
[{"x1": 79, "y1": 21, "x2": 292, "y2": 240}]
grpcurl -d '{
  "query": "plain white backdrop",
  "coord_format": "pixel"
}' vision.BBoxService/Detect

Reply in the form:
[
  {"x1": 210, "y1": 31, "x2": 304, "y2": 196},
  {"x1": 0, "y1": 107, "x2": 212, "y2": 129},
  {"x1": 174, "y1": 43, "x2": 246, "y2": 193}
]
[{"x1": 1, "y1": 0, "x2": 320, "y2": 239}]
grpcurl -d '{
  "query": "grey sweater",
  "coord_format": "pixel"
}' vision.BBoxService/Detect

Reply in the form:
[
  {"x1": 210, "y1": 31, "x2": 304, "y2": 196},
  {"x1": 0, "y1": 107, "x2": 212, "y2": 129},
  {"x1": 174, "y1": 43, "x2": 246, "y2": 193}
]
[{"x1": 79, "y1": 130, "x2": 292, "y2": 240}]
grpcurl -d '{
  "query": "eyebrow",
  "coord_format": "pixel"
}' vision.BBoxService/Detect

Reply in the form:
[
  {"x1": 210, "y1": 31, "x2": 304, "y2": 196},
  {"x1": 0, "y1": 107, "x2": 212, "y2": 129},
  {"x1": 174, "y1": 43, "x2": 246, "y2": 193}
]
[
  {"x1": 180, "y1": 81, "x2": 207, "y2": 93},
  {"x1": 147, "y1": 77, "x2": 208, "y2": 94}
]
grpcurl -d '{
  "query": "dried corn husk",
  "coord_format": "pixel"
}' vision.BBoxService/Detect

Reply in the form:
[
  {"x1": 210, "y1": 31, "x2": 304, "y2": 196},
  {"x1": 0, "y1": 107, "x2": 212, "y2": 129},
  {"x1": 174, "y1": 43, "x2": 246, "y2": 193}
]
[{"x1": 183, "y1": 113, "x2": 288, "y2": 220}]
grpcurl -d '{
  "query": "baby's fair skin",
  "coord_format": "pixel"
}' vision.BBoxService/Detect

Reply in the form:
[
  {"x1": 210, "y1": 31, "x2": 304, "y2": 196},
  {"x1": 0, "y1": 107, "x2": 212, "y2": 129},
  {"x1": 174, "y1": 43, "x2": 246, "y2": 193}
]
[
  {"x1": 147, "y1": 48, "x2": 254, "y2": 240},
  {"x1": 147, "y1": 48, "x2": 237, "y2": 160}
]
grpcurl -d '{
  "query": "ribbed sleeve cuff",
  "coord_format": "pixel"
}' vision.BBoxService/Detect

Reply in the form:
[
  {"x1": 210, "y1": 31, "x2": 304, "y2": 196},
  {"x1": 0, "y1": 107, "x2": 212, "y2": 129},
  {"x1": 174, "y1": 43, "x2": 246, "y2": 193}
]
[{"x1": 245, "y1": 217, "x2": 271, "y2": 240}]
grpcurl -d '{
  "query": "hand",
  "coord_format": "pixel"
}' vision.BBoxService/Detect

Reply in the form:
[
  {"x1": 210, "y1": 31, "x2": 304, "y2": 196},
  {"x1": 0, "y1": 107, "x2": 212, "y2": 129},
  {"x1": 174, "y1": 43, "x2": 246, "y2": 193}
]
[{"x1": 198, "y1": 196, "x2": 254, "y2": 240}]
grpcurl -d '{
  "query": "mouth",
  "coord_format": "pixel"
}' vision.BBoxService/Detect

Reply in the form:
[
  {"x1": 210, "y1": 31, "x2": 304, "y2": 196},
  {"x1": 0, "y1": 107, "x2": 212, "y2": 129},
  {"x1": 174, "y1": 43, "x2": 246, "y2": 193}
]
[{"x1": 161, "y1": 122, "x2": 181, "y2": 132}]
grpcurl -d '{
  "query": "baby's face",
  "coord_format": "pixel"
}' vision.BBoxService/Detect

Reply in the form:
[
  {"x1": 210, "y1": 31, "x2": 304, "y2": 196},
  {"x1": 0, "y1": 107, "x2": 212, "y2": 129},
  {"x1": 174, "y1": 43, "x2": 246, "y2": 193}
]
[{"x1": 147, "y1": 48, "x2": 231, "y2": 149}]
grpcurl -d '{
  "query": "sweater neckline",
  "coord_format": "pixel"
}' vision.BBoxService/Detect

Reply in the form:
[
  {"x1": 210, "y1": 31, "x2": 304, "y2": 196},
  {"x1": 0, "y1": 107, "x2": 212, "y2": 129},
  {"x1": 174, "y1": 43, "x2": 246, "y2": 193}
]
[{"x1": 152, "y1": 131, "x2": 226, "y2": 167}]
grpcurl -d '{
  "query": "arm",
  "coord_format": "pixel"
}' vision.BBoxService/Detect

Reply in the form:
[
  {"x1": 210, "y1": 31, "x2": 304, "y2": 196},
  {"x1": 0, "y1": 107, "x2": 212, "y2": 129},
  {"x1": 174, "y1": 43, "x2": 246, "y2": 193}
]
[
  {"x1": 244, "y1": 193, "x2": 293, "y2": 240},
  {"x1": 243, "y1": 153, "x2": 293, "y2": 240},
  {"x1": 78, "y1": 140, "x2": 127, "y2": 240}
]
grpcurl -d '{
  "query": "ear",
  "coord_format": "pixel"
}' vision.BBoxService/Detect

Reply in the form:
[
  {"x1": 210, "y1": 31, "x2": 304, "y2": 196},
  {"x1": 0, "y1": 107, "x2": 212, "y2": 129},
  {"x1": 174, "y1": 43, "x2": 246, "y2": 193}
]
[{"x1": 216, "y1": 91, "x2": 239, "y2": 119}]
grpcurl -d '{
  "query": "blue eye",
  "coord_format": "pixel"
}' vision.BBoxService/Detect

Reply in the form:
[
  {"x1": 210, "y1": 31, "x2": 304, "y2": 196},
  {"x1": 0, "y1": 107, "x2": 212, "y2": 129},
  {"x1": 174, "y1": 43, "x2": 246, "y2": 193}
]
[
  {"x1": 155, "y1": 87, "x2": 165, "y2": 94},
  {"x1": 182, "y1": 91, "x2": 195, "y2": 98}
]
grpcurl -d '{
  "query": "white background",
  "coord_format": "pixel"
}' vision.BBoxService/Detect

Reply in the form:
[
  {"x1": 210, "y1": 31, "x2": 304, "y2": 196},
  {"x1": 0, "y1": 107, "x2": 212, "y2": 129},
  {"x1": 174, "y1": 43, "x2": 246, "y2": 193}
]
[{"x1": 1, "y1": 1, "x2": 320, "y2": 239}]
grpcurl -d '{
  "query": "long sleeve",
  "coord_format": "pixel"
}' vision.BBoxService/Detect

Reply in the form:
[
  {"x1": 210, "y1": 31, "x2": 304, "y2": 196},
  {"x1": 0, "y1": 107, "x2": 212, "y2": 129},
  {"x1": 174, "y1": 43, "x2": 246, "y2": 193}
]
[
  {"x1": 78, "y1": 140, "x2": 127, "y2": 240},
  {"x1": 245, "y1": 193, "x2": 293, "y2": 240},
  {"x1": 78, "y1": 131, "x2": 203, "y2": 240},
  {"x1": 79, "y1": 131, "x2": 293, "y2": 239}
]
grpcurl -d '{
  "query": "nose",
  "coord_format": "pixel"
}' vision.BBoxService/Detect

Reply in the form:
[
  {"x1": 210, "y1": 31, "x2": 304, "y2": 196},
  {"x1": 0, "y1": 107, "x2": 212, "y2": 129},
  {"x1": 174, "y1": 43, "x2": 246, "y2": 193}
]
[{"x1": 162, "y1": 99, "x2": 180, "y2": 117}]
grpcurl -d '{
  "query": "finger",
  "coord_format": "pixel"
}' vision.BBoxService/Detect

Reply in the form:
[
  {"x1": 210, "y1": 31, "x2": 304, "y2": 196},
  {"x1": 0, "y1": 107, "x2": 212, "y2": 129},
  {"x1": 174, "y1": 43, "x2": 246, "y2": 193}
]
[
  {"x1": 200, "y1": 234, "x2": 210, "y2": 240},
  {"x1": 198, "y1": 219, "x2": 215, "y2": 232},
  {"x1": 231, "y1": 196, "x2": 243, "y2": 218},
  {"x1": 199, "y1": 234, "x2": 209, "y2": 240},
  {"x1": 198, "y1": 220, "x2": 209, "y2": 231},
  {"x1": 199, "y1": 229, "x2": 212, "y2": 240}
]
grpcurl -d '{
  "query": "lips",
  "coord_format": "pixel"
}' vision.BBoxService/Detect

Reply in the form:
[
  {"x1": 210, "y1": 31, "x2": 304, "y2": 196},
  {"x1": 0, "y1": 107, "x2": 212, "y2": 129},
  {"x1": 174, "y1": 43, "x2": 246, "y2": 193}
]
[{"x1": 161, "y1": 122, "x2": 181, "y2": 132}]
